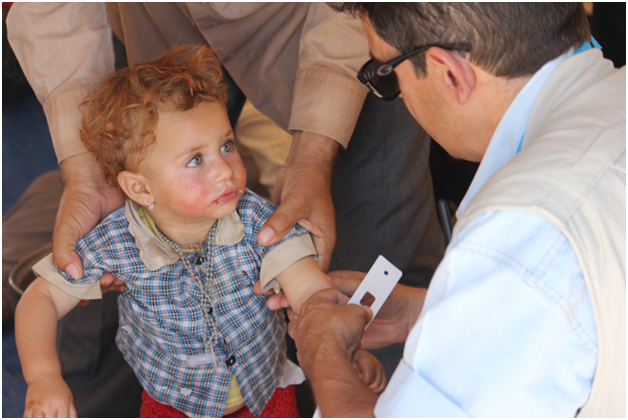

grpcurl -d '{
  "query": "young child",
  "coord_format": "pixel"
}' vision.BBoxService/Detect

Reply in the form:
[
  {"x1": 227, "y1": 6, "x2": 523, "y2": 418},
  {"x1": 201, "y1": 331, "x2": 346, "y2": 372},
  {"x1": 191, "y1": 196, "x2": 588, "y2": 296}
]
[{"x1": 15, "y1": 46, "x2": 385, "y2": 418}]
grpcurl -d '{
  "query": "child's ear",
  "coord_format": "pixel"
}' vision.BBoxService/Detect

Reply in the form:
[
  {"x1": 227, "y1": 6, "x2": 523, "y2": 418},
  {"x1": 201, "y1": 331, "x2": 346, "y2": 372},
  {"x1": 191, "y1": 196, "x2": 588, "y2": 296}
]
[{"x1": 117, "y1": 171, "x2": 153, "y2": 205}]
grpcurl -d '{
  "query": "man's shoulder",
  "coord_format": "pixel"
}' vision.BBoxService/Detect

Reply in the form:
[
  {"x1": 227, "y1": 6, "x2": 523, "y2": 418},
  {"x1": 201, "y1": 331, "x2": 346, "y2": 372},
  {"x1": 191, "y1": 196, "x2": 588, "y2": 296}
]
[{"x1": 531, "y1": 50, "x2": 625, "y2": 140}]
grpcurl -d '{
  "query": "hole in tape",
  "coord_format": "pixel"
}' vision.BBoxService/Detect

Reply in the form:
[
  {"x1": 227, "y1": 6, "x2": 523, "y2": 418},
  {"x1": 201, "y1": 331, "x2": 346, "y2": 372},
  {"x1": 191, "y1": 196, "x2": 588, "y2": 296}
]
[{"x1": 360, "y1": 291, "x2": 376, "y2": 308}]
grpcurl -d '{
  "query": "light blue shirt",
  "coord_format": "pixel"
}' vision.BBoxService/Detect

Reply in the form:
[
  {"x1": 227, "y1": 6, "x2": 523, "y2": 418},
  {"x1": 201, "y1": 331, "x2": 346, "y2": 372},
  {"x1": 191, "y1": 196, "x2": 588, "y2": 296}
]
[{"x1": 375, "y1": 52, "x2": 598, "y2": 417}]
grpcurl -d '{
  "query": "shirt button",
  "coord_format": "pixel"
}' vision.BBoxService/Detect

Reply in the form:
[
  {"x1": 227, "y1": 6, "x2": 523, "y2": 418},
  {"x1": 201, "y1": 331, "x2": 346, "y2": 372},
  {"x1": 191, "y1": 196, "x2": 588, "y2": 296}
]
[
  {"x1": 225, "y1": 355, "x2": 237, "y2": 367},
  {"x1": 195, "y1": 256, "x2": 205, "y2": 265},
  {"x1": 207, "y1": 307, "x2": 213, "y2": 315}
]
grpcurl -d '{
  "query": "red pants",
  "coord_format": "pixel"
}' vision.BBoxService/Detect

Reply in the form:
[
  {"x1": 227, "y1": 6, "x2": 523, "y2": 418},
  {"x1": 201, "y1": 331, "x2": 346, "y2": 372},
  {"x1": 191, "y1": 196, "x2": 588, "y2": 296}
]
[{"x1": 140, "y1": 385, "x2": 299, "y2": 418}]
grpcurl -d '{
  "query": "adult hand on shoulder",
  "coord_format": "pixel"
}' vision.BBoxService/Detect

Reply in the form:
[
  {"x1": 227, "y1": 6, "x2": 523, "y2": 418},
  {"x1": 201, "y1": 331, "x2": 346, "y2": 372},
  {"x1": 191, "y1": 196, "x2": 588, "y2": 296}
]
[
  {"x1": 329, "y1": 270, "x2": 426, "y2": 349},
  {"x1": 258, "y1": 131, "x2": 338, "y2": 272},
  {"x1": 53, "y1": 152, "x2": 125, "y2": 280}
]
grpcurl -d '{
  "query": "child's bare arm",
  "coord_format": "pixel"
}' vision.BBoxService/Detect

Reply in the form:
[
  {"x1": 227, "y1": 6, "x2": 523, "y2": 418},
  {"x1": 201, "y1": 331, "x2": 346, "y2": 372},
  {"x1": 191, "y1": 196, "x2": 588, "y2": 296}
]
[
  {"x1": 274, "y1": 256, "x2": 331, "y2": 316},
  {"x1": 15, "y1": 277, "x2": 81, "y2": 417}
]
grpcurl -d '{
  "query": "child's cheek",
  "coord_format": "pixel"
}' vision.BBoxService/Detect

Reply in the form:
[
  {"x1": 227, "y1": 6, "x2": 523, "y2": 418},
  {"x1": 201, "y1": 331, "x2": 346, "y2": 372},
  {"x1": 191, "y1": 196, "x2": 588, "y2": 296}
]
[{"x1": 175, "y1": 179, "x2": 211, "y2": 215}]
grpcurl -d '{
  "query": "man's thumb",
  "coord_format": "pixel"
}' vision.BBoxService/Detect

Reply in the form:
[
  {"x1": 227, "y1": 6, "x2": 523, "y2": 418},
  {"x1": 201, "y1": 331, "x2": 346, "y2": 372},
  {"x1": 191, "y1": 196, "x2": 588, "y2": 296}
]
[
  {"x1": 258, "y1": 202, "x2": 302, "y2": 246},
  {"x1": 52, "y1": 237, "x2": 84, "y2": 280}
]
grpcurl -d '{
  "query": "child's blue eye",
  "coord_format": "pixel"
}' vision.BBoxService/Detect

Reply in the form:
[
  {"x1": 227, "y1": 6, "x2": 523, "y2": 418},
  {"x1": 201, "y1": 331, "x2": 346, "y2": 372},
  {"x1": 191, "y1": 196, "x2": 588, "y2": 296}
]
[
  {"x1": 186, "y1": 154, "x2": 203, "y2": 167},
  {"x1": 221, "y1": 141, "x2": 235, "y2": 153}
]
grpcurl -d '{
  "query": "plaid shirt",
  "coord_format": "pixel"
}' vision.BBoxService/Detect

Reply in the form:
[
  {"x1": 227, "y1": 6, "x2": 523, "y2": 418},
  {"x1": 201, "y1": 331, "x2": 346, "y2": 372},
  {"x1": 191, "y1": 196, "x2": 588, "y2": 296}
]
[{"x1": 49, "y1": 190, "x2": 314, "y2": 417}]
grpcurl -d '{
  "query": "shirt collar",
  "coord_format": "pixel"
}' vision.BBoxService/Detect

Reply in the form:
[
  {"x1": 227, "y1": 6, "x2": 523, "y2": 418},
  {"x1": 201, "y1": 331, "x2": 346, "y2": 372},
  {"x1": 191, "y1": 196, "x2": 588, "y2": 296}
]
[
  {"x1": 124, "y1": 200, "x2": 246, "y2": 271},
  {"x1": 456, "y1": 53, "x2": 566, "y2": 218}
]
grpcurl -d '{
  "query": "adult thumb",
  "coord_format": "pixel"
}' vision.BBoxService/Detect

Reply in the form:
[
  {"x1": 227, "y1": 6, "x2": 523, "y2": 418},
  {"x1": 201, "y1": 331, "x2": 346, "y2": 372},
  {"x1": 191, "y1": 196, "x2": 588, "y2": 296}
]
[
  {"x1": 257, "y1": 199, "x2": 304, "y2": 246},
  {"x1": 52, "y1": 226, "x2": 84, "y2": 280}
]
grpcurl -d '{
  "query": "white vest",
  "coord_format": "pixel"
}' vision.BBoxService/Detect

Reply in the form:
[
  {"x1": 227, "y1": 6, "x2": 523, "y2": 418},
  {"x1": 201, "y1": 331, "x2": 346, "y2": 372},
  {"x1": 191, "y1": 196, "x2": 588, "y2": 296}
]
[{"x1": 454, "y1": 50, "x2": 626, "y2": 417}]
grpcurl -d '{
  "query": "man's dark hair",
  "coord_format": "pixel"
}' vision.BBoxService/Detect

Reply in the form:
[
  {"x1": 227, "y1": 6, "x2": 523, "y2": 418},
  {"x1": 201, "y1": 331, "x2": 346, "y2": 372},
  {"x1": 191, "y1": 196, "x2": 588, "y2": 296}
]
[{"x1": 337, "y1": 3, "x2": 591, "y2": 78}]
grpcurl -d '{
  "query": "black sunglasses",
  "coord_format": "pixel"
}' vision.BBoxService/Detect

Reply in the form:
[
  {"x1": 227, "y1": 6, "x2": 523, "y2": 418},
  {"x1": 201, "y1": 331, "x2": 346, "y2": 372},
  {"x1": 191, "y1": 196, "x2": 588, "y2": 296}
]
[{"x1": 357, "y1": 43, "x2": 472, "y2": 101}]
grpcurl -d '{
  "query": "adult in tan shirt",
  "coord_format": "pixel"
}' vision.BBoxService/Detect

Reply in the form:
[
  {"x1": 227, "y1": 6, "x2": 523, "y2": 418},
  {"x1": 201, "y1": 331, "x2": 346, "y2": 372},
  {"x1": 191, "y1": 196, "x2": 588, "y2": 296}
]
[{"x1": 7, "y1": 2, "x2": 444, "y2": 378}]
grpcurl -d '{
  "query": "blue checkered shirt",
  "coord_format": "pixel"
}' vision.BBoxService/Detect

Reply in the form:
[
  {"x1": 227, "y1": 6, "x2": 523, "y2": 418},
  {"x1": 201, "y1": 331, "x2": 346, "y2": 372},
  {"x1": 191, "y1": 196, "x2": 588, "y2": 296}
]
[{"x1": 56, "y1": 190, "x2": 313, "y2": 417}]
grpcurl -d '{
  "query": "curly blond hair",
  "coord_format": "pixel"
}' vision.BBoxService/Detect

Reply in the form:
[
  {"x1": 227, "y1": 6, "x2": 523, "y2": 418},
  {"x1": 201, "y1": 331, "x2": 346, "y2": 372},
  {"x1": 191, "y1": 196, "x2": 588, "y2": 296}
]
[{"x1": 80, "y1": 45, "x2": 228, "y2": 189}]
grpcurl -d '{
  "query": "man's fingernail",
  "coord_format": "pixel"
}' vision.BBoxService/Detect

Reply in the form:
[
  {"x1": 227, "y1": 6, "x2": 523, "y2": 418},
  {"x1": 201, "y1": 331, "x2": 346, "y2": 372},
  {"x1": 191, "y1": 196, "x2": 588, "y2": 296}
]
[
  {"x1": 258, "y1": 227, "x2": 275, "y2": 244},
  {"x1": 66, "y1": 264, "x2": 80, "y2": 280}
]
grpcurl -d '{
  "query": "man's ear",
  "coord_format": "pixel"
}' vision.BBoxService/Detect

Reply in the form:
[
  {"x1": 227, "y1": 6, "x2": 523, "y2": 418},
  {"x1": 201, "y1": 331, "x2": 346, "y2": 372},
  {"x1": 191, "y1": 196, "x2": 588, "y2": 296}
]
[
  {"x1": 425, "y1": 47, "x2": 476, "y2": 105},
  {"x1": 117, "y1": 170, "x2": 152, "y2": 205}
]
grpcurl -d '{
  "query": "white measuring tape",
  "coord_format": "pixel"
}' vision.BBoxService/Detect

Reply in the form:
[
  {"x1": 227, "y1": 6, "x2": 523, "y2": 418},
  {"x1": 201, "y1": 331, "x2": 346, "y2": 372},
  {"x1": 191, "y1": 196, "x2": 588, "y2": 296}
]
[{"x1": 347, "y1": 255, "x2": 403, "y2": 329}]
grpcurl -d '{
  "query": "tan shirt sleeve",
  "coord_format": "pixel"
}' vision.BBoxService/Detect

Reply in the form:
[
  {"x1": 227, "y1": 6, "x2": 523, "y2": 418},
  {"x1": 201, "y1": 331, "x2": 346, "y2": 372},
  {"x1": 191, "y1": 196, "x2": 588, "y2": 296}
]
[
  {"x1": 6, "y1": 2, "x2": 115, "y2": 163},
  {"x1": 259, "y1": 235, "x2": 317, "y2": 293},
  {"x1": 288, "y1": 3, "x2": 370, "y2": 148},
  {"x1": 32, "y1": 254, "x2": 102, "y2": 300}
]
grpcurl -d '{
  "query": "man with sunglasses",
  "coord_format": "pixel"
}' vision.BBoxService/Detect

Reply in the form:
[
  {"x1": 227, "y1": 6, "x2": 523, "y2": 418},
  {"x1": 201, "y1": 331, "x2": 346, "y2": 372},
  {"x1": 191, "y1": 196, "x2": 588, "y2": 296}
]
[{"x1": 287, "y1": 3, "x2": 625, "y2": 417}]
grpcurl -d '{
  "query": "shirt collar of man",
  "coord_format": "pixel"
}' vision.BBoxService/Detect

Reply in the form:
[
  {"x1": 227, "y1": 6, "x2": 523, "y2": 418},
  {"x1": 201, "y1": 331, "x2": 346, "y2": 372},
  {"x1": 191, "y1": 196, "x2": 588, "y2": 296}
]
[
  {"x1": 124, "y1": 199, "x2": 246, "y2": 271},
  {"x1": 456, "y1": 52, "x2": 568, "y2": 219}
]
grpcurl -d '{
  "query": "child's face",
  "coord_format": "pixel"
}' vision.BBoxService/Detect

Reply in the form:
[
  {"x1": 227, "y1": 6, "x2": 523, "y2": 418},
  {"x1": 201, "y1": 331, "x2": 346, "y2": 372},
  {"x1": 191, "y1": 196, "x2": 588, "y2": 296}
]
[{"x1": 141, "y1": 101, "x2": 246, "y2": 223}]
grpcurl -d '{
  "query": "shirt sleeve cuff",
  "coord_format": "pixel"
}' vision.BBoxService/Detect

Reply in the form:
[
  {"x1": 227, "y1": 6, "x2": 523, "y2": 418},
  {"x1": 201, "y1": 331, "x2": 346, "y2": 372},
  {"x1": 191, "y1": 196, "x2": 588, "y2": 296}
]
[
  {"x1": 259, "y1": 235, "x2": 317, "y2": 293},
  {"x1": 288, "y1": 69, "x2": 367, "y2": 149},
  {"x1": 32, "y1": 254, "x2": 102, "y2": 300},
  {"x1": 375, "y1": 359, "x2": 470, "y2": 418},
  {"x1": 43, "y1": 89, "x2": 92, "y2": 163}
]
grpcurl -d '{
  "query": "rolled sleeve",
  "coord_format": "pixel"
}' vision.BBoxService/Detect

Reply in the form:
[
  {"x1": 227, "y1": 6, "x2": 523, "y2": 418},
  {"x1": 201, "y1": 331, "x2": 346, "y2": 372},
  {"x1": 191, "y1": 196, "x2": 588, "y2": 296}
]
[
  {"x1": 43, "y1": 90, "x2": 91, "y2": 162},
  {"x1": 289, "y1": 69, "x2": 367, "y2": 148},
  {"x1": 259, "y1": 235, "x2": 316, "y2": 293},
  {"x1": 375, "y1": 359, "x2": 470, "y2": 418},
  {"x1": 7, "y1": 2, "x2": 115, "y2": 163},
  {"x1": 32, "y1": 254, "x2": 102, "y2": 300},
  {"x1": 288, "y1": 3, "x2": 369, "y2": 148}
]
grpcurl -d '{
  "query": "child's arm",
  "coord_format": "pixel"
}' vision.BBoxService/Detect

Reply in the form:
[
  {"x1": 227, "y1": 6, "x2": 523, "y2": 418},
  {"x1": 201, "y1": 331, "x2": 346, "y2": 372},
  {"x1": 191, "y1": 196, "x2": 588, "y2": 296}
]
[
  {"x1": 271, "y1": 259, "x2": 388, "y2": 393},
  {"x1": 15, "y1": 277, "x2": 81, "y2": 418},
  {"x1": 274, "y1": 256, "x2": 331, "y2": 316}
]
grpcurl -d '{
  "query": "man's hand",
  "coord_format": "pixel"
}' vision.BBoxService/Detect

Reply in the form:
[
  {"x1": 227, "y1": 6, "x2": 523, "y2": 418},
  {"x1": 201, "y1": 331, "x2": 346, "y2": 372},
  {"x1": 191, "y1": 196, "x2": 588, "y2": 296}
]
[
  {"x1": 257, "y1": 269, "x2": 426, "y2": 348},
  {"x1": 288, "y1": 288, "x2": 379, "y2": 417},
  {"x1": 53, "y1": 153, "x2": 124, "y2": 280},
  {"x1": 23, "y1": 373, "x2": 77, "y2": 418},
  {"x1": 352, "y1": 349, "x2": 387, "y2": 393},
  {"x1": 257, "y1": 131, "x2": 338, "y2": 272},
  {"x1": 329, "y1": 270, "x2": 426, "y2": 349},
  {"x1": 288, "y1": 288, "x2": 371, "y2": 375}
]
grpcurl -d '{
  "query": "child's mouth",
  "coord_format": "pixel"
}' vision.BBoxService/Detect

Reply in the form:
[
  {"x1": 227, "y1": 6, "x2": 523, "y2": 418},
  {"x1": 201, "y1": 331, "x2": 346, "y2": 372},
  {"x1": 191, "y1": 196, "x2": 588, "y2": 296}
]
[{"x1": 214, "y1": 190, "x2": 238, "y2": 204}]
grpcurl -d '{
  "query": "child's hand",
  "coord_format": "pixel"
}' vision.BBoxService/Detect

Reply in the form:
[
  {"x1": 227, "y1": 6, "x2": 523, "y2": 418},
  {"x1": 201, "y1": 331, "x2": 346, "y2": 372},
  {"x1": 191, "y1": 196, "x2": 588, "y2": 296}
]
[
  {"x1": 252, "y1": 280, "x2": 290, "y2": 310},
  {"x1": 351, "y1": 349, "x2": 387, "y2": 393},
  {"x1": 23, "y1": 373, "x2": 77, "y2": 418}
]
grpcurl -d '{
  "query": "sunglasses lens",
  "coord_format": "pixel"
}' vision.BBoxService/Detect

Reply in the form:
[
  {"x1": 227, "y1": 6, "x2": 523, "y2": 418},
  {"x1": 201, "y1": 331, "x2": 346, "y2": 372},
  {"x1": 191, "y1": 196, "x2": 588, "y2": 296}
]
[
  {"x1": 359, "y1": 60, "x2": 400, "y2": 100},
  {"x1": 373, "y1": 72, "x2": 399, "y2": 99}
]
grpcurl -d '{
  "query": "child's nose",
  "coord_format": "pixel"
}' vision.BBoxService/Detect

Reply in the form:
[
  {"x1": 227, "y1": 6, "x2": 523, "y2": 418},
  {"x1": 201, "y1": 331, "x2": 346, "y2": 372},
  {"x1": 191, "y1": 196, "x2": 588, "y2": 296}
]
[{"x1": 210, "y1": 157, "x2": 234, "y2": 184}]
